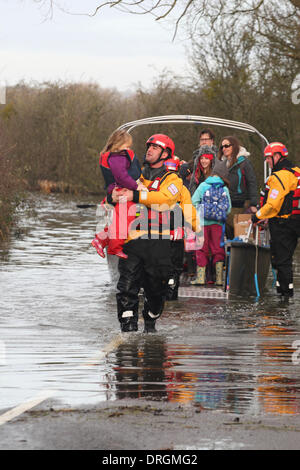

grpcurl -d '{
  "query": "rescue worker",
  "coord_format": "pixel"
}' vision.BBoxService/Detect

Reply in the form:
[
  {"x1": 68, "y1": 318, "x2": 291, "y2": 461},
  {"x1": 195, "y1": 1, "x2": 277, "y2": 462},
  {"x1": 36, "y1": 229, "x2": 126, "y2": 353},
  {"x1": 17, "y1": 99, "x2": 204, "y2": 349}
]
[
  {"x1": 112, "y1": 134, "x2": 184, "y2": 332},
  {"x1": 251, "y1": 142, "x2": 300, "y2": 298}
]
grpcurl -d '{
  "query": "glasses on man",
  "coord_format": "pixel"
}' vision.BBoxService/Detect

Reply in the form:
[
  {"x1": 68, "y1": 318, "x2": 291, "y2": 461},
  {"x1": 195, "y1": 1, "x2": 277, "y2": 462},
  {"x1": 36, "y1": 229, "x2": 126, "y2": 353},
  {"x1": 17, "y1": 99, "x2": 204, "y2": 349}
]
[
  {"x1": 199, "y1": 137, "x2": 212, "y2": 143},
  {"x1": 220, "y1": 144, "x2": 232, "y2": 149}
]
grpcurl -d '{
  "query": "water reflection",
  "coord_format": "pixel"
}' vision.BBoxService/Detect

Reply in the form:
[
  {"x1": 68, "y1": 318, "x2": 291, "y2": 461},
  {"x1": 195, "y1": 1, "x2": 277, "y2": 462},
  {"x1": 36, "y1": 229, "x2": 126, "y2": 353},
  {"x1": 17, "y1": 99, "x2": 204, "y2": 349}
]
[
  {"x1": 112, "y1": 337, "x2": 169, "y2": 400},
  {"x1": 1, "y1": 193, "x2": 300, "y2": 416},
  {"x1": 256, "y1": 318, "x2": 300, "y2": 415},
  {"x1": 106, "y1": 328, "x2": 300, "y2": 415}
]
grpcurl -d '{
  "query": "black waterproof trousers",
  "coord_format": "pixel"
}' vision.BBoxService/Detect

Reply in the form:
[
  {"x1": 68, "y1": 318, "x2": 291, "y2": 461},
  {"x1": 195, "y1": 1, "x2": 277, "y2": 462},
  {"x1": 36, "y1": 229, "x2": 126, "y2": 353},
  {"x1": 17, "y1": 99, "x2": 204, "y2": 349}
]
[
  {"x1": 116, "y1": 238, "x2": 173, "y2": 328},
  {"x1": 269, "y1": 216, "x2": 300, "y2": 297},
  {"x1": 166, "y1": 240, "x2": 185, "y2": 300}
]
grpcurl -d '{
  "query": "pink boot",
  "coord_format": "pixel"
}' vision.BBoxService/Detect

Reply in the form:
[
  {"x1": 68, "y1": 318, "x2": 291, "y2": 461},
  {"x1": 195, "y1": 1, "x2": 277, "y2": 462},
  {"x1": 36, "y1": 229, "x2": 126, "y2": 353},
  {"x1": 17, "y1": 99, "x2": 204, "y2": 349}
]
[
  {"x1": 114, "y1": 251, "x2": 128, "y2": 259},
  {"x1": 91, "y1": 237, "x2": 105, "y2": 258}
]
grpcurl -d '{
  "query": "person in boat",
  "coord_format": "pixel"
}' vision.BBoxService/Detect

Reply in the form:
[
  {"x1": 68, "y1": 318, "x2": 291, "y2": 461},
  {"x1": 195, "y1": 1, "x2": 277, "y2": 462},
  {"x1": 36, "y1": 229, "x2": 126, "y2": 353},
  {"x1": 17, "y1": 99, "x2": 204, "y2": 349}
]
[
  {"x1": 178, "y1": 159, "x2": 197, "y2": 279},
  {"x1": 191, "y1": 160, "x2": 232, "y2": 286},
  {"x1": 190, "y1": 144, "x2": 217, "y2": 196},
  {"x1": 112, "y1": 134, "x2": 186, "y2": 333},
  {"x1": 192, "y1": 128, "x2": 218, "y2": 163},
  {"x1": 188, "y1": 146, "x2": 216, "y2": 282},
  {"x1": 218, "y1": 135, "x2": 258, "y2": 239},
  {"x1": 179, "y1": 161, "x2": 193, "y2": 190},
  {"x1": 252, "y1": 142, "x2": 300, "y2": 299},
  {"x1": 163, "y1": 157, "x2": 200, "y2": 300},
  {"x1": 91, "y1": 129, "x2": 147, "y2": 259}
]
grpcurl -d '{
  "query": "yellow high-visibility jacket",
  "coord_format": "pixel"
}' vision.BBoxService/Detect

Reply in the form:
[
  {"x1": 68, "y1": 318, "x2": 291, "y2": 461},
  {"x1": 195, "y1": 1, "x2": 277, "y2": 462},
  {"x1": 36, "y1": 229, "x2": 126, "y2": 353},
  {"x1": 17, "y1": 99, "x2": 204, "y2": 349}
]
[
  {"x1": 127, "y1": 171, "x2": 183, "y2": 241},
  {"x1": 257, "y1": 166, "x2": 300, "y2": 220},
  {"x1": 178, "y1": 184, "x2": 200, "y2": 233}
]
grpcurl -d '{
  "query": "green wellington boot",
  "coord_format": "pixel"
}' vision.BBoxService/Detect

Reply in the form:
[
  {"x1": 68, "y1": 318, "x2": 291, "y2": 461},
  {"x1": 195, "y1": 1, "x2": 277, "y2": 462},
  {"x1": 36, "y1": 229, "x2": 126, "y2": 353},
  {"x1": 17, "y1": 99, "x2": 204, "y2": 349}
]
[
  {"x1": 190, "y1": 266, "x2": 206, "y2": 285},
  {"x1": 215, "y1": 261, "x2": 224, "y2": 286}
]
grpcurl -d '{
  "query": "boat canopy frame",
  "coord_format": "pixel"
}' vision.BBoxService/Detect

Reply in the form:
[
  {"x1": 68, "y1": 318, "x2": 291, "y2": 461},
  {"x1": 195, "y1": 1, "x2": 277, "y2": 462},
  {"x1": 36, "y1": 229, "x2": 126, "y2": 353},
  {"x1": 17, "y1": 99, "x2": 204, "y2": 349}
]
[{"x1": 117, "y1": 114, "x2": 269, "y2": 180}]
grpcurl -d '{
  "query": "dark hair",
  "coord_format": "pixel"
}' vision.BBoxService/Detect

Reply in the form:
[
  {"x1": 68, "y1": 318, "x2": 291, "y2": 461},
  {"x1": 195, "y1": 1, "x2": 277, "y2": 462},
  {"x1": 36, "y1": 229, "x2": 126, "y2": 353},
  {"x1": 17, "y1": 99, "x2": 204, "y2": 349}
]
[
  {"x1": 212, "y1": 172, "x2": 230, "y2": 188},
  {"x1": 195, "y1": 157, "x2": 213, "y2": 181},
  {"x1": 179, "y1": 162, "x2": 192, "y2": 180},
  {"x1": 218, "y1": 135, "x2": 240, "y2": 167},
  {"x1": 187, "y1": 160, "x2": 194, "y2": 171},
  {"x1": 199, "y1": 128, "x2": 215, "y2": 141}
]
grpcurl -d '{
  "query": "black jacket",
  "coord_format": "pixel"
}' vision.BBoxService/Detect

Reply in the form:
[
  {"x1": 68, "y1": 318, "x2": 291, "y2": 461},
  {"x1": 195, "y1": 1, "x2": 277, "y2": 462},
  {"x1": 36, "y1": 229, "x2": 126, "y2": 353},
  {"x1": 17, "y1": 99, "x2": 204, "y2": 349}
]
[{"x1": 227, "y1": 156, "x2": 258, "y2": 208}]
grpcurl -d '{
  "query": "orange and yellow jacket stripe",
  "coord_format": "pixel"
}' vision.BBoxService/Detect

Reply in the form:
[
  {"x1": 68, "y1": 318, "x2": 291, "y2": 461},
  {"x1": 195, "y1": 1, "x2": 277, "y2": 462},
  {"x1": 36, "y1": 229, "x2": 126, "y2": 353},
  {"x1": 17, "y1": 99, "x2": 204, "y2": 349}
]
[
  {"x1": 257, "y1": 166, "x2": 300, "y2": 220},
  {"x1": 178, "y1": 184, "x2": 200, "y2": 233}
]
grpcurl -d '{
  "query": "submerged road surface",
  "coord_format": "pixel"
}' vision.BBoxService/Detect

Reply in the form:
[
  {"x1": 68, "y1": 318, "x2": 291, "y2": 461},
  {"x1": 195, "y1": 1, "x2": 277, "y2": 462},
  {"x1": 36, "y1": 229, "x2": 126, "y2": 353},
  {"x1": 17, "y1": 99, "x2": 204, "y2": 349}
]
[{"x1": 1, "y1": 193, "x2": 300, "y2": 450}]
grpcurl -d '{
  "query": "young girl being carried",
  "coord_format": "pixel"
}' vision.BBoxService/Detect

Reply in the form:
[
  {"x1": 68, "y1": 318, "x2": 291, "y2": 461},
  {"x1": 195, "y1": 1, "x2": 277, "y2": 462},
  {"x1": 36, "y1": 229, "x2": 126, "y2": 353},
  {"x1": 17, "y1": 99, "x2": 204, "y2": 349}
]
[
  {"x1": 191, "y1": 160, "x2": 232, "y2": 286},
  {"x1": 92, "y1": 130, "x2": 147, "y2": 259}
]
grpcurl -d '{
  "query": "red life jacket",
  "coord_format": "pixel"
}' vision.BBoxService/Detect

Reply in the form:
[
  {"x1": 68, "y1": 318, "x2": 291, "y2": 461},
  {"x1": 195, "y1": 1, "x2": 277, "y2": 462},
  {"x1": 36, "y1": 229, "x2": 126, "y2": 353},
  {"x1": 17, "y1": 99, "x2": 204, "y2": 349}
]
[
  {"x1": 286, "y1": 168, "x2": 300, "y2": 216},
  {"x1": 99, "y1": 149, "x2": 135, "y2": 168},
  {"x1": 99, "y1": 149, "x2": 141, "y2": 190},
  {"x1": 136, "y1": 171, "x2": 176, "y2": 234}
]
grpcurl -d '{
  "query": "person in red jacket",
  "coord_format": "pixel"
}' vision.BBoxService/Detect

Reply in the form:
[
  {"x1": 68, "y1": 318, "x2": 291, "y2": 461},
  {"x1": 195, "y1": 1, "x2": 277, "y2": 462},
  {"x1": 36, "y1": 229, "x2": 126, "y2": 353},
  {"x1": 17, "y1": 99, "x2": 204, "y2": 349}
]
[{"x1": 92, "y1": 129, "x2": 146, "y2": 258}]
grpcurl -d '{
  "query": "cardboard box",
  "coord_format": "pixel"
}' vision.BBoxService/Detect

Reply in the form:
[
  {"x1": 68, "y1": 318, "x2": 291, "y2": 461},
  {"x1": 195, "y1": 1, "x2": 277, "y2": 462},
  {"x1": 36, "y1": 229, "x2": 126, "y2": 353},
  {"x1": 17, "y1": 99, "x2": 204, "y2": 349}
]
[{"x1": 233, "y1": 214, "x2": 253, "y2": 241}]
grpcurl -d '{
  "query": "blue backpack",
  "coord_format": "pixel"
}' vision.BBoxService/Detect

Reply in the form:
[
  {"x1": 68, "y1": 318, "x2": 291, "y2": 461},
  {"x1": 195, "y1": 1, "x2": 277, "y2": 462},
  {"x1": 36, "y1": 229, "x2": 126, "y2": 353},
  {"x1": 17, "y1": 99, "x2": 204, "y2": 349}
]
[{"x1": 202, "y1": 183, "x2": 230, "y2": 222}]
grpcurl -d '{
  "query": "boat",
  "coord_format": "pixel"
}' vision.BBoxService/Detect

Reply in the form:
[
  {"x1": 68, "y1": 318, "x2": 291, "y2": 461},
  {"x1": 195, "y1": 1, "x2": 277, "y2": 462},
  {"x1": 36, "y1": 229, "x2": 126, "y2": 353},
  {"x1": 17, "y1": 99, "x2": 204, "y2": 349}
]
[
  {"x1": 224, "y1": 238, "x2": 271, "y2": 297},
  {"x1": 99, "y1": 115, "x2": 271, "y2": 299}
]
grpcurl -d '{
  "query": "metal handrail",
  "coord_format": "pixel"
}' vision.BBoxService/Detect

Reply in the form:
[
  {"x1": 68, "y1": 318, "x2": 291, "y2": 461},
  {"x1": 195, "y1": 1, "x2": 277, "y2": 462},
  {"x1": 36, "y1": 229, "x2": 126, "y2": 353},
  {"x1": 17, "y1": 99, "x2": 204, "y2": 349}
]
[
  {"x1": 117, "y1": 114, "x2": 269, "y2": 146},
  {"x1": 117, "y1": 114, "x2": 270, "y2": 180}
]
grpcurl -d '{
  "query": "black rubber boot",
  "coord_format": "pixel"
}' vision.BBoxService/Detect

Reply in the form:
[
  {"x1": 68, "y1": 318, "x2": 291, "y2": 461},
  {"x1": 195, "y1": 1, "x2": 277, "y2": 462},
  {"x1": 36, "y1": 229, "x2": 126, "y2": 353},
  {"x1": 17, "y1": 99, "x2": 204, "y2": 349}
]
[
  {"x1": 142, "y1": 299, "x2": 161, "y2": 333},
  {"x1": 120, "y1": 320, "x2": 138, "y2": 333},
  {"x1": 143, "y1": 320, "x2": 156, "y2": 333},
  {"x1": 166, "y1": 276, "x2": 179, "y2": 301}
]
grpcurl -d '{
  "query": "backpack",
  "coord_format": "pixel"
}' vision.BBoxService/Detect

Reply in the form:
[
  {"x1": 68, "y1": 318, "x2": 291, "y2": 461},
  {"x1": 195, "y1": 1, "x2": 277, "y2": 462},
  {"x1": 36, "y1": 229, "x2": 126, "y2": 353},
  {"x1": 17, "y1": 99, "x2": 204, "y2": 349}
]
[{"x1": 202, "y1": 183, "x2": 230, "y2": 222}]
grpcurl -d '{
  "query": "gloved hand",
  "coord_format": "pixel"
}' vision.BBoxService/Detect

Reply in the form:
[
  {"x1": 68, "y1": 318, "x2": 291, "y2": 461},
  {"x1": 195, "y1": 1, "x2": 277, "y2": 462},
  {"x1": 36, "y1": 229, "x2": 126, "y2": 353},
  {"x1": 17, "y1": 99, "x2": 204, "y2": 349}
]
[{"x1": 251, "y1": 214, "x2": 260, "y2": 225}]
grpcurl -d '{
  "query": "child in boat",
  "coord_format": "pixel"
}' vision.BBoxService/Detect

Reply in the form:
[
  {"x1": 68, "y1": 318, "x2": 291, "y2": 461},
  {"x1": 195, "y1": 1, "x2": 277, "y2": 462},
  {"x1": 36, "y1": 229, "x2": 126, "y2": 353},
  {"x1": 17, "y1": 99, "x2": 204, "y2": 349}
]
[
  {"x1": 191, "y1": 159, "x2": 231, "y2": 285},
  {"x1": 92, "y1": 129, "x2": 147, "y2": 258}
]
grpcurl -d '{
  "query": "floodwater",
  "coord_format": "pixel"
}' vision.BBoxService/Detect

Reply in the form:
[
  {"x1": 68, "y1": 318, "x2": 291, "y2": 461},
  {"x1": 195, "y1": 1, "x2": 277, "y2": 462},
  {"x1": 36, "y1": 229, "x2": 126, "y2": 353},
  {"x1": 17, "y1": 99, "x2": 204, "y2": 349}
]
[{"x1": 1, "y1": 193, "x2": 300, "y2": 417}]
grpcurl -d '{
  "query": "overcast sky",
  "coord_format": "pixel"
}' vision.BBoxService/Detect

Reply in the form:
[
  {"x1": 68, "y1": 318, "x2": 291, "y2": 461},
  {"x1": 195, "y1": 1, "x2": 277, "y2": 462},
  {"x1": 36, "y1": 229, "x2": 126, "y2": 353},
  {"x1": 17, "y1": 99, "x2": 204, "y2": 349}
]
[{"x1": 0, "y1": 0, "x2": 188, "y2": 92}]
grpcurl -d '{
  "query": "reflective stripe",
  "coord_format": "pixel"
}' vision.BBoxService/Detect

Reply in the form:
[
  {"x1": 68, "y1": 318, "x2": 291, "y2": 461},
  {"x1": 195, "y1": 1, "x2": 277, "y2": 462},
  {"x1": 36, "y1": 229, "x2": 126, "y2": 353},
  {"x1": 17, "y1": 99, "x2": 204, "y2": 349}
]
[
  {"x1": 148, "y1": 311, "x2": 160, "y2": 319},
  {"x1": 122, "y1": 310, "x2": 134, "y2": 318},
  {"x1": 155, "y1": 140, "x2": 166, "y2": 148}
]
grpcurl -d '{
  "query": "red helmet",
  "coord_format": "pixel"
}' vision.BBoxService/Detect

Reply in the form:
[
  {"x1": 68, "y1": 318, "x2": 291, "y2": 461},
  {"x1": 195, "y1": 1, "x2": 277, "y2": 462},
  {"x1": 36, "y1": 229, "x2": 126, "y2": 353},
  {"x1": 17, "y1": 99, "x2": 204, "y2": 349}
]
[
  {"x1": 264, "y1": 142, "x2": 288, "y2": 159},
  {"x1": 146, "y1": 134, "x2": 175, "y2": 157},
  {"x1": 164, "y1": 158, "x2": 180, "y2": 172}
]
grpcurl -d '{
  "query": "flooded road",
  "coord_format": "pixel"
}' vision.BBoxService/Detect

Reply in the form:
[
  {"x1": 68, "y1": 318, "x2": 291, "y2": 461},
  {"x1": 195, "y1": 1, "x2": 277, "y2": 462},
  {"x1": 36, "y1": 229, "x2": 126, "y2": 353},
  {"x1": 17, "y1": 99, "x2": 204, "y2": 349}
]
[{"x1": 1, "y1": 193, "x2": 300, "y2": 421}]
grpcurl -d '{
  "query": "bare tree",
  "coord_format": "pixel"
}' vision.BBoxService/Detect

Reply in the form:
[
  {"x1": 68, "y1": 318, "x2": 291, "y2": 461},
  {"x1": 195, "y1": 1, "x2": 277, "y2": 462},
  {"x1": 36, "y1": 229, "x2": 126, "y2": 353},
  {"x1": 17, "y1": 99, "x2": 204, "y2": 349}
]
[
  {"x1": 31, "y1": 0, "x2": 300, "y2": 66},
  {"x1": 31, "y1": 1, "x2": 299, "y2": 37}
]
